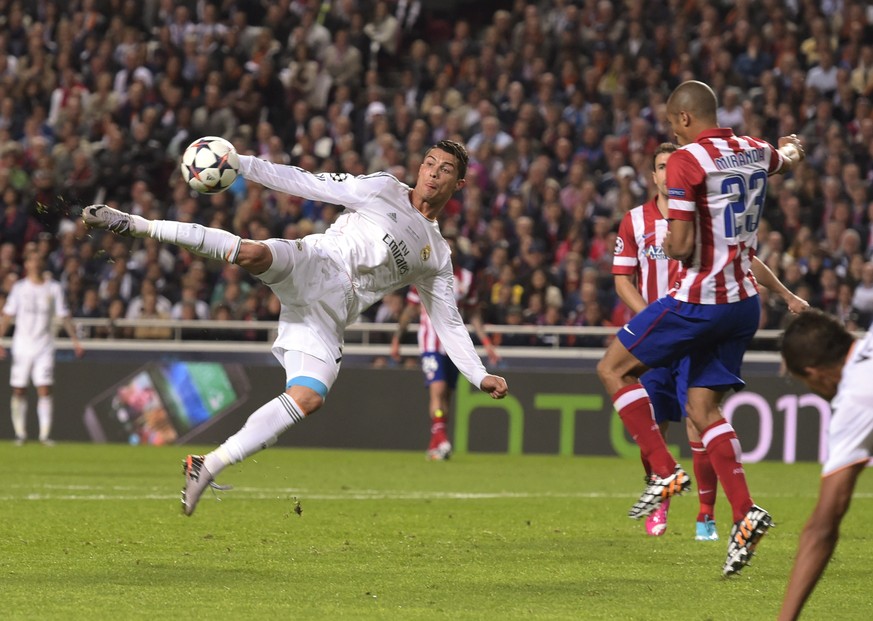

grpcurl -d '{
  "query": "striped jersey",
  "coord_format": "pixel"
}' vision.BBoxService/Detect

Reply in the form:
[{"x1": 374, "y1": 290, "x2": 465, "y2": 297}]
[
  {"x1": 613, "y1": 197, "x2": 678, "y2": 303},
  {"x1": 667, "y1": 128, "x2": 786, "y2": 304},
  {"x1": 407, "y1": 267, "x2": 476, "y2": 355}
]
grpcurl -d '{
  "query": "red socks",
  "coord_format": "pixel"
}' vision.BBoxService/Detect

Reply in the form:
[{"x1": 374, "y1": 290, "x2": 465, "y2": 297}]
[
  {"x1": 430, "y1": 410, "x2": 446, "y2": 448},
  {"x1": 690, "y1": 440, "x2": 718, "y2": 521},
  {"x1": 614, "y1": 384, "x2": 676, "y2": 477},
  {"x1": 701, "y1": 419, "x2": 753, "y2": 522}
]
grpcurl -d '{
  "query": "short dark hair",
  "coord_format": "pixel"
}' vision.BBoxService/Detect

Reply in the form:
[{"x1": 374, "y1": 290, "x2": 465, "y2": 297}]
[
  {"x1": 780, "y1": 309, "x2": 856, "y2": 376},
  {"x1": 428, "y1": 139, "x2": 468, "y2": 180},
  {"x1": 652, "y1": 142, "x2": 677, "y2": 170}
]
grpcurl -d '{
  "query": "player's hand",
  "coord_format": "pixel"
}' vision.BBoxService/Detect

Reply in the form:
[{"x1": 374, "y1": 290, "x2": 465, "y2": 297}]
[
  {"x1": 480, "y1": 374, "x2": 508, "y2": 399},
  {"x1": 74, "y1": 343, "x2": 85, "y2": 358},
  {"x1": 777, "y1": 134, "x2": 805, "y2": 161},
  {"x1": 0, "y1": 347, "x2": 6, "y2": 360},
  {"x1": 785, "y1": 293, "x2": 810, "y2": 315}
]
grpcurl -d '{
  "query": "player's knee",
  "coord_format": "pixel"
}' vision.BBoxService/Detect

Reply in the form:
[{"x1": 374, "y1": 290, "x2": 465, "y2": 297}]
[
  {"x1": 286, "y1": 385, "x2": 324, "y2": 415},
  {"x1": 595, "y1": 356, "x2": 614, "y2": 383},
  {"x1": 235, "y1": 240, "x2": 273, "y2": 274}
]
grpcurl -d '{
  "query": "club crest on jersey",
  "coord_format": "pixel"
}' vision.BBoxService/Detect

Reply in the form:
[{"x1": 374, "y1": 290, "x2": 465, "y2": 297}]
[
  {"x1": 421, "y1": 244, "x2": 431, "y2": 261},
  {"x1": 613, "y1": 237, "x2": 624, "y2": 255},
  {"x1": 383, "y1": 233, "x2": 410, "y2": 275}
]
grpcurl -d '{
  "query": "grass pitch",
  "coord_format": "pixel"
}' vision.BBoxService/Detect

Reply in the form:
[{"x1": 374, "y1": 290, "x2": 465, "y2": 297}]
[{"x1": 1, "y1": 444, "x2": 871, "y2": 620}]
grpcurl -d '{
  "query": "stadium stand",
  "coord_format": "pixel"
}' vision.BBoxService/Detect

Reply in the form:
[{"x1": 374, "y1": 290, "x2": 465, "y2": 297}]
[{"x1": 0, "y1": 0, "x2": 872, "y2": 346}]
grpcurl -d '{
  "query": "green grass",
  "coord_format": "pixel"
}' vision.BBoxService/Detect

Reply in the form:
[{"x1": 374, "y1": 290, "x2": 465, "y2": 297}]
[{"x1": 1, "y1": 445, "x2": 871, "y2": 620}]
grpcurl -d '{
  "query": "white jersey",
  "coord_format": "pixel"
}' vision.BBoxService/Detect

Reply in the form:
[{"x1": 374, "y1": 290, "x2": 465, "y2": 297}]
[
  {"x1": 3, "y1": 277, "x2": 70, "y2": 356},
  {"x1": 240, "y1": 155, "x2": 488, "y2": 388},
  {"x1": 822, "y1": 330, "x2": 873, "y2": 476}
]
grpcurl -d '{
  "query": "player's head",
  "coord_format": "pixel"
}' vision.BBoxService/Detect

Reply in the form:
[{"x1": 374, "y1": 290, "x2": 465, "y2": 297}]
[
  {"x1": 666, "y1": 81, "x2": 718, "y2": 145},
  {"x1": 652, "y1": 142, "x2": 677, "y2": 197},
  {"x1": 426, "y1": 139, "x2": 468, "y2": 181},
  {"x1": 417, "y1": 140, "x2": 468, "y2": 207},
  {"x1": 780, "y1": 309, "x2": 855, "y2": 399},
  {"x1": 23, "y1": 250, "x2": 45, "y2": 277}
]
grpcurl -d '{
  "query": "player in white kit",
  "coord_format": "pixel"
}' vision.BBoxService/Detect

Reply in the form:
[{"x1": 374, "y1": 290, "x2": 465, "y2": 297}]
[
  {"x1": 83, "y1": 139, "x2": 509, "y2": 516},
  {"x1": 0, "y1": 252, "x2": 84, "y2": 445},
  {"x1": 778, "y1": 310, "x2": 873, "y2": 620}
]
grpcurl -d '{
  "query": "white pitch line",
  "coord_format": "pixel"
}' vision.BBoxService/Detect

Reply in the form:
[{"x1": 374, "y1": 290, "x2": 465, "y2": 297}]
[{"x1": 2, "y1": 484, "x2": 872, "y2": 502}]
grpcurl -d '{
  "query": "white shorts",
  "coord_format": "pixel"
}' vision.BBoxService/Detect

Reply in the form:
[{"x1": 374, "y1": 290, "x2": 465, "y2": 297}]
[
  {"x1": 281, "y1": 349, "x2": 340, "y2": 398},
  {"x1": 10, "y1": 348, "x2": 55, "y2": 388},
  {"x1": 257, "y1": 238, "x2": 354, "y2": 394},
  {"x1": 822, "y1": 333, "x2": 873, "y2": 476}
]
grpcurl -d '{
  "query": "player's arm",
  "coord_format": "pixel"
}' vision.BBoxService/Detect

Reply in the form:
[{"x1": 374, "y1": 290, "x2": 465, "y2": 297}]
[
  {"x1": 778, "y1": 462, "x2": 865, "y2": 621},
  {"x1": 664, "y1": 219, "x2": 694, "y2": 261},
  {"x1": 614, "y1": 274, "x2": 647, "y2": 315},
  {"x1": 390, "y1": 300, "x2": 419, "y2": 362},
  {"x1": 54, "y1": 285, "x2": 84, "y2": 358},
  {"x1": 775, "y1": 134, "x2": 805, "y2": 174},
  {"x1": 416, "y1": 270, "x2": 507, "y2": 398},
  {"x1": 238, "y1": 155, "x2": 380, "y2": 206},
  {"x1": 0, "y1": 312, "x2": 12, "y2": 360},
  {"x1": 663, "y1": 150, "x2": 700, "y2": 261},
  {"x1": 751, "y1": 256, "x2": 809, "y2": 314},
  {"x1": 612, "y1": 214, "x2": 646, "y2": 313},
  {"x1": 61, "y1": 317, "x2": 84, "y2": 358}
]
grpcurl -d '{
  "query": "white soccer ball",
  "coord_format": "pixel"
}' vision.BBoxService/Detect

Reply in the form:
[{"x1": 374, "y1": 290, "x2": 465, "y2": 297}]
[{"x1": 180, "y1": 136, "x2": 240, "y2": 194}]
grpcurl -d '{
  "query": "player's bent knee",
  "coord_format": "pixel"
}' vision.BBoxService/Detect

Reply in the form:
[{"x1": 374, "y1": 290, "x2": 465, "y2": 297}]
[
  {"x1": 285, "y1": 385, "x2": 324, "y2": 415},
  {"x1": 235, "y1": 240, "x2": 273, "y2": 274}
]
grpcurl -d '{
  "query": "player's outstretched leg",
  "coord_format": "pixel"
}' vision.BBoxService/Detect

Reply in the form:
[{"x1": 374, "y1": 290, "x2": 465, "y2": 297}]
[
  {"x1": 82, "y1": 204, "x2": 150, "y2": 236},
  {"x1": 182, "y1": 394, "x2": 307, "y2": 516},
  {"x1": 723, "y1": 504, "x2": 774, "y2": 576},
  {"x1": 83, "y1": 204, "x2": 242, "y2": 263}
]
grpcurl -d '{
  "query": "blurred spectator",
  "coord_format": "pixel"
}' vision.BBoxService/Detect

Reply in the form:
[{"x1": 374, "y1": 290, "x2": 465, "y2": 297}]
[{"x1": 852, "y1": 262, "x2": 873, "y2": 328}]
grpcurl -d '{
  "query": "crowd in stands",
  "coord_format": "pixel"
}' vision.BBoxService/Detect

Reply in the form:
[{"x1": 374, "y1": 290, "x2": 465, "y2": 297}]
[{"x1": 1, "y1": 0, "x2": 873, "y2": 350}]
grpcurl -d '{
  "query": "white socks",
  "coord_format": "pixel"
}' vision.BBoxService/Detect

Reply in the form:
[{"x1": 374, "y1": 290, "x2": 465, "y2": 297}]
[
  {"x1": 10, "y1": 395, "x2": 52, "y2": 441},
  {"x1": 37, "y1": 396, "x2": 52, "y2": 441},
  {"x1": 204, "y1": 394, "x2": 306, "y2": 477},
  {"x1": 11, "y1": 394, "x2": 26, "y2": 439},
  {"x1": 147, "y1": 220, "x2": 242, "y2": 263}
]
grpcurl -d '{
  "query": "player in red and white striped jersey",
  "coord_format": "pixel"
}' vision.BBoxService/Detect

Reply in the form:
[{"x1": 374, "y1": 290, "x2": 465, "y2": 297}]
[
  {"x1": 598, "y1": 80, "x2": 806, "y2": 575},
  {"x1": 613, "y1": 143, "x2": 807, "y2": 541},
  {"x1": 613, "y1": 143, "x2": 700, "y2": 538},
  {"x1": 392, "y1": 236, "x2": 499, "y2": 460},
  {"x1": 613, "y1": 146, "x2": 681, "y2": 306}
]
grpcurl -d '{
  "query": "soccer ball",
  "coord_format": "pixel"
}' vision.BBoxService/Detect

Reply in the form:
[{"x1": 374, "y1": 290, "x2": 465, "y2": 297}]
[{"x1": 180, "y1": 136, "x2": 240, "y2": 194}]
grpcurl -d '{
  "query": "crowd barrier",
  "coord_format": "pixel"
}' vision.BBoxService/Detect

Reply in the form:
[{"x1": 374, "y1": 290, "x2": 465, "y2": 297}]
[{"x1": 0, "y1": 322, "x2": 829, "y2": 463}]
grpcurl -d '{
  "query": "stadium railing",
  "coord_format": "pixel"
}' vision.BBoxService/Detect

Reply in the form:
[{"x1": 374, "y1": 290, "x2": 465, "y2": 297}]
[{"x1": 6, "y1": 318, "x2": 792, "y2": 363}]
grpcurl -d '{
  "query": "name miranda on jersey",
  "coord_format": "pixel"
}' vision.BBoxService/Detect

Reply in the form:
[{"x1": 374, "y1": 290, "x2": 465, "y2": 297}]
[
  {"x1": 714, "y1": 147, "x2": 765, "y2": 170},
  {"x1": 383, "y1": 233, "x2": 410, "y2": 275}
]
